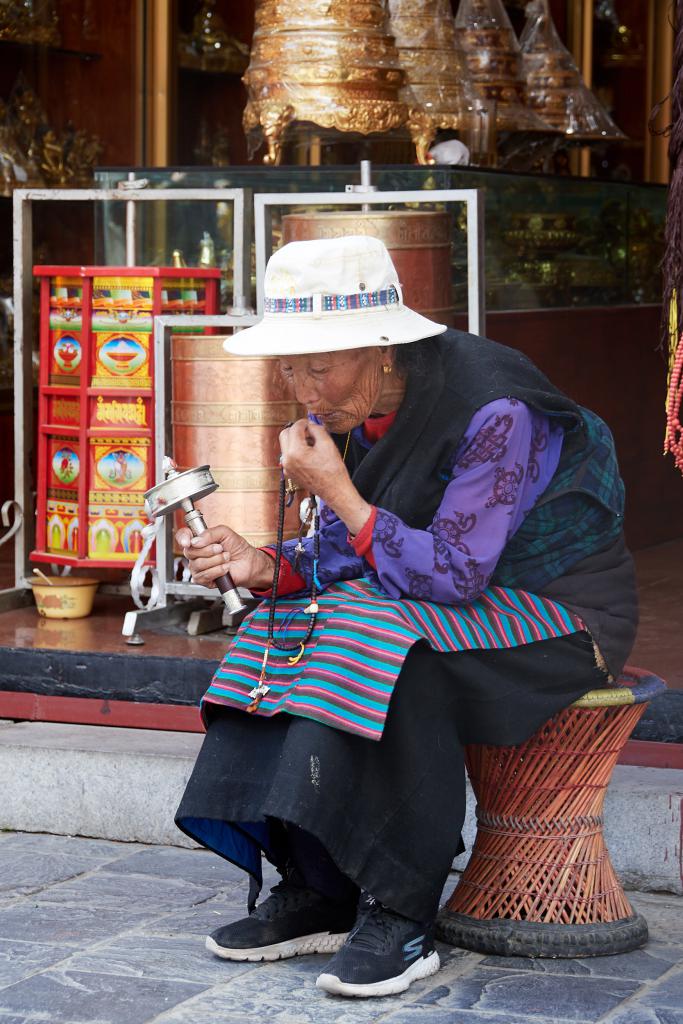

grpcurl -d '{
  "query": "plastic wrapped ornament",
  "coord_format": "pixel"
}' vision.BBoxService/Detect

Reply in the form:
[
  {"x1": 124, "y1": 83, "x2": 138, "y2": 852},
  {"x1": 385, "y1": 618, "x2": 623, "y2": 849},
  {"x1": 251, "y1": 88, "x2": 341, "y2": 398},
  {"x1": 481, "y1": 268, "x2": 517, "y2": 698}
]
[
  {"x1": 454, "y1": 0, "x2": 551, "y2": 133},
  {"x1": 520, "y1": 0, "x2": 626, "y2": 140}
]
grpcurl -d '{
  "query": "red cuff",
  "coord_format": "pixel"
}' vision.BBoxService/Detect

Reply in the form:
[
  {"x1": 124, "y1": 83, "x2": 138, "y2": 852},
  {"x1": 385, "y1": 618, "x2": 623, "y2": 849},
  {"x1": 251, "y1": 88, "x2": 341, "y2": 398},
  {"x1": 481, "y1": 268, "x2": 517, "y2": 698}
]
[
  {"x1": 348, "y1": 507, "x2": 378, "y2": 569},
  {"x1": 251, "y1": 546, "x2": 307, "y2": 597}
]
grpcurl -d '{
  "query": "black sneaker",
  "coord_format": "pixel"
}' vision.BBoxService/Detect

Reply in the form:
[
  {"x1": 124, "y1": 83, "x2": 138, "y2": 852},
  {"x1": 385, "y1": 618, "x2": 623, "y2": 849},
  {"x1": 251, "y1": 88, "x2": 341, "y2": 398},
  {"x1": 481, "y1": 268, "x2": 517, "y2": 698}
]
[
  {"x1": 206, "y1": 880, "x2": 356, "y2": 962},
  {"x1": 316, "y1": 895, "x2": 440, "y2": 998}
]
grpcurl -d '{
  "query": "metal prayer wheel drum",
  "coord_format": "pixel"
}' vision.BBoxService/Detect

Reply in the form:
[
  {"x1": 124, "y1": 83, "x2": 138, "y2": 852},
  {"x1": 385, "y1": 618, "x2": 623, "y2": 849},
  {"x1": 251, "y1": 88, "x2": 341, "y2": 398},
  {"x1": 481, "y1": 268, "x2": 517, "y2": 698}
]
[
  {"x1": 171, "y1": 335, "x2": 301, "y2": 546},
  {"x1": 282, "y1": 210, "x2": 454, "y2": 326}
]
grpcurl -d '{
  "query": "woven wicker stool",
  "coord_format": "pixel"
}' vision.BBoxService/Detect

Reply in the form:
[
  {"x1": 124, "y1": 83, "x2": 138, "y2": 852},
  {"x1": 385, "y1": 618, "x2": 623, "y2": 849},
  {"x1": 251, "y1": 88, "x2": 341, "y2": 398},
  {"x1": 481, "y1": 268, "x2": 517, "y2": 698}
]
[{"x1": 437, "y1": 666, "x2": 666, "y2": 958}]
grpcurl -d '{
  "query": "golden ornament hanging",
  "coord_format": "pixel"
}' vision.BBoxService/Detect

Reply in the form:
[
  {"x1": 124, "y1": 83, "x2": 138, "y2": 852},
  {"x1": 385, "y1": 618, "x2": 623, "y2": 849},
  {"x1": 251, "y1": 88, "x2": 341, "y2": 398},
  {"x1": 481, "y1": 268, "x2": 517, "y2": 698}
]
[
  {"x1": 388, "y1": 0, "x2": 489, "y2": 163},
  {"x1": 454, "y1": 0, "x2": 552, "y2": 133},
  {"x1": 243, "y1": 0, "x2": 430, "y2": 165},
  {"x1": 520, "y1": 0, "x2": 626, "y2": 141},
  {"x1": 178, "y1": 0, "x2": 249, "y2": 75}
]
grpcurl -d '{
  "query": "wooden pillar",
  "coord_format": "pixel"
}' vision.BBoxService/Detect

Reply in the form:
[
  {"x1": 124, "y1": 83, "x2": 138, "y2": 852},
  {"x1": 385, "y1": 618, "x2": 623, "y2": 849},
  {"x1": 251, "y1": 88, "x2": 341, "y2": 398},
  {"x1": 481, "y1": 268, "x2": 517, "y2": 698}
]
[
  {"x1": 567, "y1": 0, "x2": 594, "y2": 177},
  {"x1": 645, "y1": 0, "x2": 674, "y2": 184},
  {"x1": 136, "y1": 0, "x2": 175, "y2": 166}
]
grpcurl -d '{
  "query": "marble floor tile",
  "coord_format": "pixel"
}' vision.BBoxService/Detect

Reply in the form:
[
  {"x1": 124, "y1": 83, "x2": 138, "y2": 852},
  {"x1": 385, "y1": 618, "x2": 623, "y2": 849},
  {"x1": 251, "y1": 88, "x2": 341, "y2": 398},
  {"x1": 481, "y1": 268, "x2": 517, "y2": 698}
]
[
  {"x1": 64, "y1": 934, "x2": 255, "y2": 986},
  {"x1": 0, "y1": 853, "x2": 99, "y2": 896},
  {"x1": 136, "y1": 891, "x2": 249, "y2": 938},
  {"x1": 103, "y1": 847, "x2": 244, "y2": 892},
  {"x1": 606, "y1": 1008, "x2": 683, "y2": 1024},
  {"x1": 0, "y1": 969, "x2": 206, "y2": 1024},
  {"x1": 0, "y1": 939, "x2": 74, "y2": 990},
  {"x1": 477, "y1": 943, "x2": 680, "y2": 982},
  {"x1": 34, "y1": 871, "x2": 217, "y2": 913},
  {"x1": 0, "y1": 902, "x2": 159, "y2": 947},
  {"x1": 411, "y1": 966, "x2": 641, "y2": 1022}
]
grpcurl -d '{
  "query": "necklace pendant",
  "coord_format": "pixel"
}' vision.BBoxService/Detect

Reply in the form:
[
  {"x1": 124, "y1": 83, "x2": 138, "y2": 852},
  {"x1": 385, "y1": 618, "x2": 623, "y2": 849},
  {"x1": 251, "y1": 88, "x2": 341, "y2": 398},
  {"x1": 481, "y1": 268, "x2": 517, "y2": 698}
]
[
  {"x1": 304, "y1": 601, "x2": 318, "y2": 615},
  {"x1": 246, "y1": 681, "x2": 270, "y2": 713},
  {"x1": 287, "y1": 642, "x2": 306, "y2": 666}
]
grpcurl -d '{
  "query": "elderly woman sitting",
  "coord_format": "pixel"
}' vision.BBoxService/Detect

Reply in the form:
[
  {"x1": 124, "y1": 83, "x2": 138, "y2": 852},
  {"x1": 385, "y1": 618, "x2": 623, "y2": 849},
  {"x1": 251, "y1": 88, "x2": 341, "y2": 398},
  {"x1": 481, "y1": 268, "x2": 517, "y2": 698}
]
[{"x1": 175, "y1": 235, "x2": 637, "y2": 999}]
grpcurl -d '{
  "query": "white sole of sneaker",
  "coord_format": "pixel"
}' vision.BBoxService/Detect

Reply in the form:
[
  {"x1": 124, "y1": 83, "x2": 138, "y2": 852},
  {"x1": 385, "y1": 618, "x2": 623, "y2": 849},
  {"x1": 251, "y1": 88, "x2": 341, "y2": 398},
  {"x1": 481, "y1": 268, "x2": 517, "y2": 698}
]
[
  {"x1": 205, "y1": 930, "x2": 348, "y2": 962},
  {"x1": 315, "y1": 950, "x2": 441, "y2": 998}
]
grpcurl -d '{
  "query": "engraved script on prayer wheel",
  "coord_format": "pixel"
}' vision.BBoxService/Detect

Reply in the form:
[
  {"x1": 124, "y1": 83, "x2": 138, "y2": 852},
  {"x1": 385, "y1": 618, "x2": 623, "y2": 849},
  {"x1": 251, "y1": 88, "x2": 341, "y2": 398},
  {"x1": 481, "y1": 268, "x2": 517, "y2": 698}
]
[
  {"x1": 242, "y1": 0, "x2": 431, "y2": 166},
  {"x1": 282, "y1": 210, "x2": 454, "y2": 326},
  {"x1": 172, "y1": 336, "x2": 301, "y2": 546},
  {"x1": 454, "y1": 0, "x2": 551, "y2": 133}
]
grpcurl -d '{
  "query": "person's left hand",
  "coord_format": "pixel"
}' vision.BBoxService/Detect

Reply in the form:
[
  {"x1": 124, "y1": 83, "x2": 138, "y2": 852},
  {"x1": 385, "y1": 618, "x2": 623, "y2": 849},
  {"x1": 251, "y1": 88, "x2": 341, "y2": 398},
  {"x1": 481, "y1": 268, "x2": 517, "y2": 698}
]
[
  {"x1": 279, "y1": 420, "x2": 373, "y2": 535},
  {"x1": 279, "y1": 419, "x2": 347, "y2": 504}
]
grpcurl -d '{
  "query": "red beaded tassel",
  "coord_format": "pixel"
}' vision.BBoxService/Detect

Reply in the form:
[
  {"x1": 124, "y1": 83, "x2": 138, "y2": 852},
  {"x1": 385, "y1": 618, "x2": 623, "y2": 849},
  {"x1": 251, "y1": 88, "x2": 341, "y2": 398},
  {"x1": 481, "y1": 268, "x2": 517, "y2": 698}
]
[{"x1": 665, "y1": 329, "x2": 683, "y2": 473}]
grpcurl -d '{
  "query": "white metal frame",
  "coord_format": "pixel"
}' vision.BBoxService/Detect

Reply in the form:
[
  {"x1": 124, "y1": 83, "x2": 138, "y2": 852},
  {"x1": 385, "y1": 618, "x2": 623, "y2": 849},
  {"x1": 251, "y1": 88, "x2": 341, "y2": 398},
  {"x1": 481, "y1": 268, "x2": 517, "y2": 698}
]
[
  {"x1": 4, "y1": 186, "x2": 248, "y2": 608},
  {"x1": 254, "y1": 188, "x2": 486, "y2": 336}
]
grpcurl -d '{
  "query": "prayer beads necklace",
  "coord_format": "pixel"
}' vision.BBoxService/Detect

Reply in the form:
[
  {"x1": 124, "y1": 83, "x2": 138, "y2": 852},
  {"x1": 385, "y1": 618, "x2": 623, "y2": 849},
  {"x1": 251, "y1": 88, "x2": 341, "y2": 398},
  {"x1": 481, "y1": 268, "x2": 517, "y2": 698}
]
[{"x1": 246, "y1": 430, "x2": 351, "y2": 713}]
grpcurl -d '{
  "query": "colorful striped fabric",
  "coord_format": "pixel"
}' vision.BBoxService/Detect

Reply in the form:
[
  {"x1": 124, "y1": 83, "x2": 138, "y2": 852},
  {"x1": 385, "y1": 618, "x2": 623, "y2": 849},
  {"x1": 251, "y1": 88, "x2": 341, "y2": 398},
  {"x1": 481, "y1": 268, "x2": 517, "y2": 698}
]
[{"x1": 203, "y1": 578, "x2": 586, "y2": 742}]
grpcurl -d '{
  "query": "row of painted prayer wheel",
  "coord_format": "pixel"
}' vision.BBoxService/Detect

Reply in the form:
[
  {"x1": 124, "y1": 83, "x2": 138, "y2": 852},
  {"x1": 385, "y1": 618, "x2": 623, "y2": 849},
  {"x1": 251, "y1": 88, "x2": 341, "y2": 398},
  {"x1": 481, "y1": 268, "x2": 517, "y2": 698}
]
[{"x1": 171, "y1": 209, "x2": 454, "y2": 546}]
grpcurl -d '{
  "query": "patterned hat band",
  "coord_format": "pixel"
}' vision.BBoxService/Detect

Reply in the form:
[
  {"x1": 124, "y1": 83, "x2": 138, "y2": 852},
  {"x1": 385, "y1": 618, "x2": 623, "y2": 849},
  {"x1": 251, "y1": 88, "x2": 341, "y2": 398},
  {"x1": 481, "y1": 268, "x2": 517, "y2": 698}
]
[{"x1": 264, "y1": 285, "x2": 400, "y2": 315}]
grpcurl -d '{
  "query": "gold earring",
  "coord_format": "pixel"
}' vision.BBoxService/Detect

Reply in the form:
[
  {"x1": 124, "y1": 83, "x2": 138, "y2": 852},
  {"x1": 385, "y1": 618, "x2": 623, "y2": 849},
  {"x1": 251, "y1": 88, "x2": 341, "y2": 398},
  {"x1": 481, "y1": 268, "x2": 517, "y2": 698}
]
[{"x1": 383, "y1": 364, "x2": 392, "y2": 375}]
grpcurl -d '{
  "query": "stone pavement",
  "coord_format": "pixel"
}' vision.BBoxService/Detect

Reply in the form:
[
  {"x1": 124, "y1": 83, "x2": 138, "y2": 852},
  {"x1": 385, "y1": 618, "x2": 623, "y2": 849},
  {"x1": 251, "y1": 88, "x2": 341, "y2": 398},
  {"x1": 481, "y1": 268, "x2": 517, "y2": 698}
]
[{"x1": 0, "y1": 831, "x2": 681, "y2": 1024}]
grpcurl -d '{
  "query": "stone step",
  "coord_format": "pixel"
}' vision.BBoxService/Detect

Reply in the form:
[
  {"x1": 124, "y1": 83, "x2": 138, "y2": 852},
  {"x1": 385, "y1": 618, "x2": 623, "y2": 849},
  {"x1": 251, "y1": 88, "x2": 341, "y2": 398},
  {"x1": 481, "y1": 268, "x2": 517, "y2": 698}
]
[{"x1": 0, "y1": 720, "x2": 680, "y2": 895}]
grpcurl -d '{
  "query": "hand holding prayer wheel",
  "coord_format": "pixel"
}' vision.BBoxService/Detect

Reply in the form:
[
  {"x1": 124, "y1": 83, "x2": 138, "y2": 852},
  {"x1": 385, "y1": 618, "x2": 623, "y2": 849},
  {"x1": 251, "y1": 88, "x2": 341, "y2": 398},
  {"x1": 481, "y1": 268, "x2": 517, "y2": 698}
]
[{"x1": 176, "y1": 523, "x2": 274, "y2": 593}]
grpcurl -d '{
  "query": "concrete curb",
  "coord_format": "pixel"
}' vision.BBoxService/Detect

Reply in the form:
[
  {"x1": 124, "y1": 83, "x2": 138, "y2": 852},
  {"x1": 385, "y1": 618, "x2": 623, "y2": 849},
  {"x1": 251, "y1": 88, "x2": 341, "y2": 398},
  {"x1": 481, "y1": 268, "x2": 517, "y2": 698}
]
[{"x1": 0, "y1": 721, "x2": 680, "y2": 894}]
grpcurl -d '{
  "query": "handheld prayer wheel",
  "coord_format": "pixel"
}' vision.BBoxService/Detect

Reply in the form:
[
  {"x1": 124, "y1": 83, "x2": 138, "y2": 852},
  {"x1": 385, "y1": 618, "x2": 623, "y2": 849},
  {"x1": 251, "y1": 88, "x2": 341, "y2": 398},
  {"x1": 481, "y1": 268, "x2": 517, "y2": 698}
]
[
  {"x1": 145, "y1": 459, "x2": 247, "y2": 615},
  {"x1": 171, "y1": 335, "x2": 301, "y2": 546},
  {"x1": 282, "y1": 209, "x2": 454, "y2": 326}
]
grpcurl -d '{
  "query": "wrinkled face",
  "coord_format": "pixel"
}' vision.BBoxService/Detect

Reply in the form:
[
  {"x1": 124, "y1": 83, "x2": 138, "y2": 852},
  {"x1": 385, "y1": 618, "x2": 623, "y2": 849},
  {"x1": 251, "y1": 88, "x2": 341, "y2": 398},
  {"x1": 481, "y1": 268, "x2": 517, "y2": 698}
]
[{"x1": 278, "y1": 348, "x2": 385, "y2": 433}]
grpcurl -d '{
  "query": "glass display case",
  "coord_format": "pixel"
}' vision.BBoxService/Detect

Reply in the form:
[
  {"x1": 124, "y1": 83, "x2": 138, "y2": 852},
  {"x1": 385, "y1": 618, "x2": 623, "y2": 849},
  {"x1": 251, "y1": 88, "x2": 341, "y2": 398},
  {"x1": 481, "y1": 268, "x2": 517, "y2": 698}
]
[{"x1": 94, "y1": 164, "x2": 666, "y2": 313}]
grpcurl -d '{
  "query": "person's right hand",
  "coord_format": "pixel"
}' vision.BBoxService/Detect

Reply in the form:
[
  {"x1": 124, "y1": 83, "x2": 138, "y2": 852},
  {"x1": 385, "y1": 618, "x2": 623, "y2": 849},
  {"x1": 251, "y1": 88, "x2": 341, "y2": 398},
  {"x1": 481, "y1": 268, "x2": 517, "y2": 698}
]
[{"x1": 175, "y1": 524, "x2": 275, "y2": 592}]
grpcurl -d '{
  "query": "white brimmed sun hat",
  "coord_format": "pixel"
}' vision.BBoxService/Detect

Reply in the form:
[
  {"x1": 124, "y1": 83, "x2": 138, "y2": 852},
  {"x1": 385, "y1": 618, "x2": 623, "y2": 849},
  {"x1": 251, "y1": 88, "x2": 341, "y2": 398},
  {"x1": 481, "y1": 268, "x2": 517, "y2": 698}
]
[{"x1": 223, "y1": 234, "x2": 447, "y2": 356}]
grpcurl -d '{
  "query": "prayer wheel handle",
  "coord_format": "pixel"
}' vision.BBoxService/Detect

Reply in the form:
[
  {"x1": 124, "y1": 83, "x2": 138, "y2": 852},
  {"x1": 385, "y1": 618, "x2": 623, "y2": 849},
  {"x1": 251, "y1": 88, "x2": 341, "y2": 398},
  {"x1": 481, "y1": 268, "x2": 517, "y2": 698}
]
[{"x1": 144, "y1": 457, "x2": 247, "y2": 616}]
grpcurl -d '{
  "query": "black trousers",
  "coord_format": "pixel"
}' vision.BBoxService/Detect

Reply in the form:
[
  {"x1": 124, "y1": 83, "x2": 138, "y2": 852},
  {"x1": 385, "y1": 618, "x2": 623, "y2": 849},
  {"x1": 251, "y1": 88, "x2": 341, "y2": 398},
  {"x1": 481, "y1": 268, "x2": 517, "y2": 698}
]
[{"x1": 176, "y1": 631, "x2": 604, "y2": 922}]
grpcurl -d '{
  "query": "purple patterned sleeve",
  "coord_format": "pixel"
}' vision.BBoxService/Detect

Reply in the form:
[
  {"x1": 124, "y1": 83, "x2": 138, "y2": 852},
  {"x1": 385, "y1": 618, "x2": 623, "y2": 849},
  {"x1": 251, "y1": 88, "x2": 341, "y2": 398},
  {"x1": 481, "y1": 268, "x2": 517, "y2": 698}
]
[{"x1": 371, "y1": 399, "x2": 564, "y2": 603}]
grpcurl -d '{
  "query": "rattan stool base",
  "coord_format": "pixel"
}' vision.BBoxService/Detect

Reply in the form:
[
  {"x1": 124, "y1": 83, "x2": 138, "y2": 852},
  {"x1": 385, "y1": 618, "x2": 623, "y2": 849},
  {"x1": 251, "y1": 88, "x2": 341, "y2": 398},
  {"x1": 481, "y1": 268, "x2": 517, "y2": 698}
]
[
  {"x1": 437, "y1": 910, "x2": 649, "y2": 958},
  {"x1": 436, "y1": 670, "x2": 668, "y2": 958}
]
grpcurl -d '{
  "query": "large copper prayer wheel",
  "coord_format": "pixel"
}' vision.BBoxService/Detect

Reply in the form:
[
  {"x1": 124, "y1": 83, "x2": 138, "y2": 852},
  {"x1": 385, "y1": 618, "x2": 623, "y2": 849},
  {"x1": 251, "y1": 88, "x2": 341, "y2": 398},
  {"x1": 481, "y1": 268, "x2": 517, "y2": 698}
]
[
  {"x1": 172, "y1": 335, "x2": 301, "y2": 546},
  {"x1": 282, "y1": 210, "x2": 454, "y2": 325}
]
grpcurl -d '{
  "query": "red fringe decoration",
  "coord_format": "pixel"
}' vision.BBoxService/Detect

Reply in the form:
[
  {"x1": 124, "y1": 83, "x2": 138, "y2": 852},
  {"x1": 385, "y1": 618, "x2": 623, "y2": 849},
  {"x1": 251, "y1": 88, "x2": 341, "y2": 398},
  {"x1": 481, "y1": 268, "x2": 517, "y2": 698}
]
[
  {"x1": 665, "y1": 332, "x2": 683, "y2": 471},
  {"x1": 655, "y1": 1, "x2": 683, "y2": 355}
]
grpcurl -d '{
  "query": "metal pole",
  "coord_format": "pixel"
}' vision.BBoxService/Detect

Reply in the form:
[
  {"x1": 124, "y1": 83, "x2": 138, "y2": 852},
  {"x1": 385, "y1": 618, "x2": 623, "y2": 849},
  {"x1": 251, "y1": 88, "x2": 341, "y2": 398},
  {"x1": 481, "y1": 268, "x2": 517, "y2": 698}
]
[
  {"x1": 125, "y1": 171, "x2": 137, "y2": 266},
  {"x1": 360, "y1": 160, "x2": 372, "y2": 214},
  {"x1": 466, "y1": 189, "x2": 486, "y2": 337},
  {"x1": 12, "y1": 190, "x2": 33, "y2": 586}
]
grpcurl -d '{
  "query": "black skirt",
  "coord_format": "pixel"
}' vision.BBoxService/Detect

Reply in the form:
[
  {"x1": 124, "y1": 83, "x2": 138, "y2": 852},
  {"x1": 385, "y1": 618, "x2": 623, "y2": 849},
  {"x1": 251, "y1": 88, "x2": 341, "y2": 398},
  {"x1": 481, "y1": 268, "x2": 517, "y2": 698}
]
[{"x1": 176, "y1": 630, "x2": 605, "y2": 922}]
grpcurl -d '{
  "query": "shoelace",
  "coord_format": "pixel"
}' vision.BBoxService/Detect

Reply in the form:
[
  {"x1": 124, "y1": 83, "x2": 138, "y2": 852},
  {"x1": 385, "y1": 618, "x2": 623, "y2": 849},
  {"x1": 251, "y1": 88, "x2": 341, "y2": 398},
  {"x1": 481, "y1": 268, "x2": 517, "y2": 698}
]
[
  {"x1": 251, "y1": 881, "x2": 319, "y2": 921},
  {"x1": 346, "y1": 899, "x2": 402, "y2": 952}
]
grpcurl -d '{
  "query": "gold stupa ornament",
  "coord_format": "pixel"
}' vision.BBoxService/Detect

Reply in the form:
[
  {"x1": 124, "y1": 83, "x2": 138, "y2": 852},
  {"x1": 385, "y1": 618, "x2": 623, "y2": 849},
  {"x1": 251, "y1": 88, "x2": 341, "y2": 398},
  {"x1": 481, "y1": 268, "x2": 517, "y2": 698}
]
[
  {"x1": 454, "y1": 0, "x2": 551, "y2": 133},
  {"x1": 388, "y1": 0, "x2": 483, "y2": 160},
  {"x1": 520, "y1": 0, "x2": 626, "y2": 140},
  {"x1": 243, "y1": 0, "x2": 428, "y2": 165},
  {"x1": 179, "y1": 0, "x2": 249, "y2": 74},
  {"x1": 0, "y1": 0, "x2": 60, "y2": 47}
]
